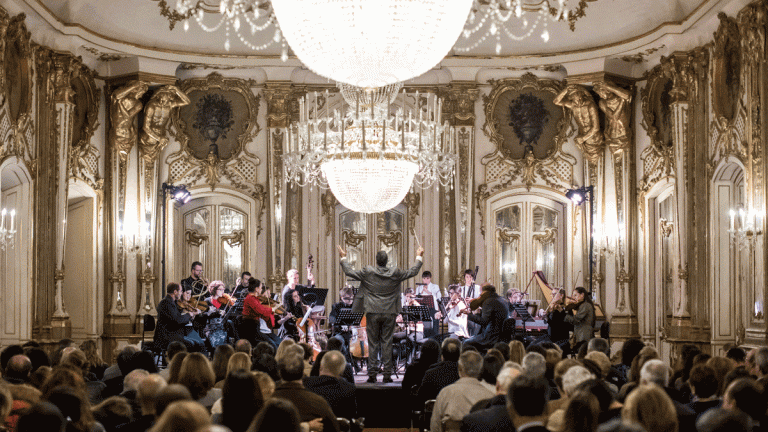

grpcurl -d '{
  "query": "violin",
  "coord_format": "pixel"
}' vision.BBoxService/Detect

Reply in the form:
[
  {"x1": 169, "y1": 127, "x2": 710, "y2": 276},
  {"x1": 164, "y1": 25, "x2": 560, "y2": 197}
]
[
  {"x1": 215, "y1": 293, "x2": 235, "y2": 307},
  {"x1": 176, "y1": 300, "x2": 199, "y2": 315},
  {"x1": 259, "y1": 295, "x2": 286, "y2": 315},
  {"x1": 459, "y1": 288, "x2": 493, "y2": 316}
]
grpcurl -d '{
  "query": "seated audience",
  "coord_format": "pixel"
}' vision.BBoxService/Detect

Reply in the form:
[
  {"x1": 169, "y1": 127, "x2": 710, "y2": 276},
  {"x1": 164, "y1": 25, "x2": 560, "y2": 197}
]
[
  {"x1": 247, "y1": 398, "x2": 303, "y2": 432},
  {"x1": 417, "y1": 337, "x2": 462, "y2": 406},
  {"x1": 402, "y1": 338, "x2": 440, "y2": 405},
  {"x1": 696, "y1": 407, "x2": 751, "y2": 432},
  {"x1": 639, "y1": 359, "x2": 696, "y2": 430},
  {"x1": 149, "y1": 400, "x2": 210, "y2": 432},
  {"x1": 92, "y1": 396, "x2": 133, "y2": 431},
  {"x1": 45, "y1": 385, "x2": 105, "y2": 432},
  {"x1": 462, "y1": 364, "x2": 519, "y2": 432},
  {"x1": 430, "y1": 350, "x2": 494, "y2": 432},
  {"x1": 158, "y1": 342, "x2": 186, "y2": 381},
  {"x1": 562, "y1": 393, "x2": 600, "y2": 432},
  {"x1": 722, "y1": 377, "x2": 766, "y2": 428},
  {"x1": 116, "y1": 374, "x2": 167, "y2": 432},
  {"x1": 303, "y1": 350, "x2": 357, "y2": 419},
  {"x1": 176, "y1": 352, "x2": 221, "y2": 410},
  {"x1": 686, "y1": 364, "x2": 721, "y2": 417},
  {"x1": 622, "y1": 384, "x2": 678, "y2": 432},
  {"x1": 79, "y1": 340, "x2": 108, "y2": 381},
  {"x1": 219, "y1": 370, "x2": 264, "y2": 432},
  {"x1": 153, "y1": 384, "x2": 192, "y2": 418},
  {"x1": 211, "y1": 345, "x2": 235, "y2": 385},
  {"x1": 509, "y1": 340, "x2": 526, "y2": 364},
  {"x1": 15, "y1": 402, "x2": 66, "y2": 432},
  {"x1": 506, "y1": 375, "x2": 550, "y2": 432}
]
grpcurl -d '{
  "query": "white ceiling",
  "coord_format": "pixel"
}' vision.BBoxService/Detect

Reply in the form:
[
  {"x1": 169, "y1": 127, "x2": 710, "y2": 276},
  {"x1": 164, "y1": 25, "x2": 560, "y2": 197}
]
[{"x1": 20, "y1": 0, "x2": 745, "y2": 74}]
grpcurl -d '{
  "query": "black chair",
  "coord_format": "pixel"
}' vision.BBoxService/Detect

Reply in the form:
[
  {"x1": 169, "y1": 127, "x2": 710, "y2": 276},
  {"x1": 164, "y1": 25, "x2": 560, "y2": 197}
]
[
  {"x1": 501, "y1": 318, "x2": 516, "y2": 343},
  {"x1": 140, "y1": 314, "x2": 164, "y2": 367},
  {"x1": 420, "y1": 399, "x2": 436, "y2": 432}
]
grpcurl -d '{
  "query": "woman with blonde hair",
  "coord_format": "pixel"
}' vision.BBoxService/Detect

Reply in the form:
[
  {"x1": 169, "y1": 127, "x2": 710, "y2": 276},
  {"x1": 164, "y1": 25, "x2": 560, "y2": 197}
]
[
  {"x1": 214, "y1": 353, "x2": 252, "y2": 390},
  {"x1": 275, "y1": 339, "x2": 296, "y2": 363},
  {"x1": 166, "y1": 352, "x2": 188, "y2": 384},
  {"x1": 150, "y1": 400, "x2": 211, "y2": 432},
  {"x1": 622, "y1": 384, "x2": 678, "y2": 432},
  {"x1": 79, "y1": 340, "x2": 107, "y2": 380},
  {"x1": 508, "y1": 340, "x2": 525, "y2": 364},
  {"x1": 176, "y1": 352, "x2": 221, "y2": 409},
  {"x1": 252, "y1": 371, "x2": 275, "y2": 400}
]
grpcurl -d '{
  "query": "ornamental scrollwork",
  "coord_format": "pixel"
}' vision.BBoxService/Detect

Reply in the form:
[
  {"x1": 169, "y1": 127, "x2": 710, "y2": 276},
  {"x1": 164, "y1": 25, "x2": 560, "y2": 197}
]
[
  {"x1": 185, "y1": 229, "x2": 209, "y2": 247},
  {"x1": 533, "y1": 228, "x2": 558, "y2": 246},
  {"x1": 378, "y1": 231, "x2": 402, "y2": 247},
  {"x1": 342, "y1": 229, "x2": 366, "y2": 248}
]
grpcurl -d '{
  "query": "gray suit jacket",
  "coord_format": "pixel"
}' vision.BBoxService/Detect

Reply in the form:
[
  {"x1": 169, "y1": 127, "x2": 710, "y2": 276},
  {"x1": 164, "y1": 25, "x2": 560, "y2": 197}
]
[
  {"x1": 564, "y1": 301, "x2": 595, "y2": 342},
  {"x1": 341, "y1": 257, "x2": 423, "y2": 315}
]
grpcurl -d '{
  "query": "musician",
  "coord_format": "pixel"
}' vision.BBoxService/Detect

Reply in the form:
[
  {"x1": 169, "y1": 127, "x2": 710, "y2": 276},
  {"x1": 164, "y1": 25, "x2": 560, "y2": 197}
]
[
  {"x1": 233, "y1": 271, "x2": 251, "y2": 296},
  {"x1": 563, "y1": 286, "x2": 595, "y2": 352},
  {"x1": 242, "y1": 278, "x2": 282, "y2": 349},
  {"x1": 463, "y1": 284, "x2": 509, "y2": 349},
  {"x1": 460, "y1": 269, "x2": 482, "y2": 336},
  {"x1": 329, "y1": 287, "x2": 355, "y2": 345},
  {"x1": 155, "y1": 282, "x2": 202, "y2": 352},
  {"x1": 181, "y1": 261, "x2": 208, "y2": 298},
  {"x1": 205, "y1": 280, "x2": 236, "y2": 343},
  {"x1": 434, "y1": 286, "x2": 469, "y2": 339},
  {"x1": 281, "y1": 266, "x2": 316, "y2": 301},
  {"x1": 179, "y1": 285, "x2": 208, "y2": 352},
  {"x1": 544, "y1": 289, "x2": 571, "y2": 346},
  {"x1": 338, "y1": 245, "x2": 424, "y2": 384},
  {"x1": 416, "y1": 271, "x2": 444, "y2": 303}
]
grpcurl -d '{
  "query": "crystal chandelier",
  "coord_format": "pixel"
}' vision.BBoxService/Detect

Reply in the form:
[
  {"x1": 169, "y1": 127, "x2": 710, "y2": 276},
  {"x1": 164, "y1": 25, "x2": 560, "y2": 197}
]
[
  {"x1": 728, "y1": 207, "x2": 764, "y2": 250},
  {"x1": 271, "y1": 0, "x2": 473, "y2": 87},
  {"x1": 0, "y1": 208, "x2": 16, "y2": 251},
  {"x1": 455, "y1": 0, "x2": 594, "y2": 54},
  {"x1": 283, "y1": 83, "x2": 457, "y2": 213}
]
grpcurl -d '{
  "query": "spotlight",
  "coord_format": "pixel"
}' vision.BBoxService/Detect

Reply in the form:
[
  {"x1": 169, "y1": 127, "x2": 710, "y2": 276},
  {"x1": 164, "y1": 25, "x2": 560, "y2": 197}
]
[
  {"x1": 162, "y1": 183, "x2": 192, "y2": 204},
  {"x1": 566, "y1": 186, "x2": 592, "y2": 205}
]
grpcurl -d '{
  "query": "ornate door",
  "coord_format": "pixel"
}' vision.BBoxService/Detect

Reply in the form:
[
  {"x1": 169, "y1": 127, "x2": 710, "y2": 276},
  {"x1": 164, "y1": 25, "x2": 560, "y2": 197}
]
[{"x1": 491, "y1": 197, "x2": 565, "y2": 307}]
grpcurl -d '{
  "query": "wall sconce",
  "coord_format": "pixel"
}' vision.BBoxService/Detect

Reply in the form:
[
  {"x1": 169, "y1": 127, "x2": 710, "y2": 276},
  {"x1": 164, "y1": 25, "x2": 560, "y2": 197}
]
[
  {"x1": 729, "y1": 206, "x2": 763, "y2": 249},
  {"x1": 0, "y1": 208, "x2": 17, "y2": 251},
  {"x1": 119, "y1": 205, "x2": 152, "y2": 257}
]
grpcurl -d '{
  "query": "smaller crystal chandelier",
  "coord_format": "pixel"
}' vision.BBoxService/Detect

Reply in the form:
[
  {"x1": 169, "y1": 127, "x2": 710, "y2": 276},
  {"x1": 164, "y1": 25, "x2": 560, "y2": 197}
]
[
  {"x1": 283, "y1": 83, "x2": 456, "y2": 213},
  {"x1": 0, "y1": 207, "x2": 17, "y2": 251},
  {"x1": 455, "y1": 0, "x2": 594, "y2": 54}
]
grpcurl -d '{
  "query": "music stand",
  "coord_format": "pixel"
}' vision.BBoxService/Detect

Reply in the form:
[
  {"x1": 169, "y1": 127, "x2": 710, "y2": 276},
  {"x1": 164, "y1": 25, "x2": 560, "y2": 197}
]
[
  {"x1": 335, "y1": 308, "x2": 364, "y2": 327},
  {"x1": 416, "y1": 294, "x2": 435, "y2": 309},
  {"x1": 298, "y1": 286, "x2": 328, "y2": 306},
  {"x1": 399, "y1": 305, "x2": 432, "y2": 370}
]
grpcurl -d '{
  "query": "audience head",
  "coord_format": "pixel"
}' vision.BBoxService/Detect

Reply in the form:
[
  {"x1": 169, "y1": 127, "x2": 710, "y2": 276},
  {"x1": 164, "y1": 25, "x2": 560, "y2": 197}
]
[
  {"x1": 319, "y1": 350, "x2": 346, "y2": 377},
  {"x1": 1, "y1": 345, "x2": 24, "y2": 373},
  {"x1": 723, "y1": 366, "x2": 752, "y2": 391},
  {"x1": 212, "y1": 344, "x2": 235, "y2": 382},
  {"x1": 253, "y1": 342, "x2": 276, "y2": 362},
  {"x1": 418, "y1": 339, "x2": 441, "y2": 366},
  {"x1": 116, "y1": 345, "x2": 139, "y2": 376},
  {"x1": 723, "y1": 377, "x2": 766, "y2": 421},
  {"x1": 458, "y1": 350, "x2": 483, "y2": 379},
  {"x1": 493, "y1": 342, "x2": 511, "y2": 361},
  {"x1": 167, "y1": 352, "x2": 188, "y2": 384},
  {"x1": 45, "y1": 385, "x2": 95, "y2": 432},
  {"x1": 496, "y1": 365, "x2": 522, "y2": 395},
  {"x1": 639, "y1": 359, "x2": 669, "y2": 387},
  {"x1": 726, "y1": 347, "x2": 747, "y2": 365},
  {"x1": 441, "y1": 338, "x2": 461, "y2": 362},
  {"x1": 79, "y1": 340, "x2": 106, "y2": 369},
  {"x1": 562, "y1": 365, "x2": 595, "y2": 397},
  {"x1": 754, "y1": 347, "x2": 768, "y2": 378},
  {"x1": 481, "y1": 352, "x2": 504, "y2": 385},
  {"x1": 587, "y1": 338, "x2": 610, "y2": 357},
  {"x1": 138, "y1": 374, "x2": 167, "y2": 416},
  {"x1": 23, "y1": 346, "x2": 50, "y2": 372},
  {"x1": 153, "y1": 384, "x2": 192, "y2": 418},
  {"x1": 585, "y1": 351, "x2": 611, "y2": 379},
  {"x1": 707, "y1": 356, "x2": 735, "y2": 396},
  {"x1": 252, "y1": 371, "x2": 275, "y2": 400},
  {"x1": 165, "y1": 341, "x2": 187, "y2": 363},
  {"x1": 554, "y1": 358, "x2": 581, "y2": 393},
  {"x1": 508, "y1": 340, "x2": 525, "y2": 364},
  {"x1": 697, "y1": 408, "x2": 751, "y2": 432},
  {"x1": 248, "y1": 398, "x2": 302, "y2": 432},
  {"x1": 325, "y1": 337, "x2": 344, "y2": 353},
  {"x1": 275, "y1": 339, "x2": 296, "y2": 363},
  {"x1": 16, "y1": 402, "x2": 66, "y2": 432},
  {"x1": 506, "y1": 375, "x2": 549, "y2": 419},
  {"x1": 620, "y1": 339, "x2": 645, "y2": 367},
  {"x1": 574, "y1": 379, "x2": 617, "y2": 413},
  {"x1": 150, "y1": 400, "x2": 211, "y2": 432},
  {"x1": 222, "y1": 369, "x2": 264, "y2": 432},
  {"x1": 522, "y1": 352, "x2": 546, "y2": 379},
  {"x1": 234, "y1": 339, "x2": 252, "y2": 355},
  {"x1": 629, "y1": 346, "x2": 659, "y2": 382},
  {"x1": 226, "y1": 352, "x2": 252, "y2": 376},
  {"x1": 277, "y1": 350, "x2": 305, "y2": 382},
  {"x1": 5, "y1": 354, "x2": 32, "y2": 382},
  {"x1": 178, "y1": 352, "x2": 215, "y2": 400},
  {"x1": 689, "y1": 364, "x2": 718, "y2": 399},
  {"x1": 92, "y1": 396, "x2": 133, "y2": 431},
  {"x1": 563, "y1": 393, "x2": 600, "y2": 432},
  {"x1": 622, "y1": 384, "x2": 678, "y2": 432},
  {"x1": 123, "y1": 368, "x2": 150, "y2": 393}
]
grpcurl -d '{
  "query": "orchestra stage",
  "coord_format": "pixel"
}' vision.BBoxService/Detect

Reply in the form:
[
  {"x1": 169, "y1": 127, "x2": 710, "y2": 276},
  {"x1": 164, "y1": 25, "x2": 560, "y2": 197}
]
[{"x1": 352, "y1": 372, "x2": 412, "y2": 429}]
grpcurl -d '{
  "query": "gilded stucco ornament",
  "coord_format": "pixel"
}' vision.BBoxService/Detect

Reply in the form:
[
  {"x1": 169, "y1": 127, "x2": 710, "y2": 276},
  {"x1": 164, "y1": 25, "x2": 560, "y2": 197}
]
[
  {"x1": 711, "y1": 13, "x2": 741, "y2": 124},
  {"x1": 594, "y1": 81, "x2": 632, "y2": 153},
  {"x1": 63, "y1": 54, "x2": 102, "y2": 191},
  {"x1": 554, "y1": 84, "x2": 603, "y2": 165},
  {"x1": 110, "y1": 81, "x2": 149, "y2": 162},
  {"x1": 321, "y1": 191, "x2": 337, "y2": 236},
  {"x1": 141, "y1": 85, "x2": 191, "y2": 162}
]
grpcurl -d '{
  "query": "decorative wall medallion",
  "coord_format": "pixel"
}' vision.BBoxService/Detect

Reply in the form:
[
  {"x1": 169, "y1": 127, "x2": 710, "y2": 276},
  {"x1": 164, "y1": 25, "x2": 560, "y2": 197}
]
[{"x1": 483, "y1": 73, "x2": 568, "y2": 162}]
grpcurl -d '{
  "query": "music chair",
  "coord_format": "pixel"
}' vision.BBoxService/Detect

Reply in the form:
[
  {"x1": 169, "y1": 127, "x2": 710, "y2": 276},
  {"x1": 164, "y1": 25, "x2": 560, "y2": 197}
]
[
  {"x1": 442, "y1": 419, "x2": 463, "y2": 432},
  {"x1": 140, "y1": 314, "x2": 164, "y2": 367},
  {"x1": 421, "y1": 399, "x2": 436, "y2": 432},
  {"x1": 501, "y1": 317, "x2": 517, "y2": 343}
]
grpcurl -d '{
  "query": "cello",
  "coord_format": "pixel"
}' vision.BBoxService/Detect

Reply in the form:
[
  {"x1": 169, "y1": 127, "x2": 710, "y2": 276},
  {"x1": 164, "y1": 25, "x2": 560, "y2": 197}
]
[{"x1": 349, "y1": 315, "x2": 369, "y2": 359}]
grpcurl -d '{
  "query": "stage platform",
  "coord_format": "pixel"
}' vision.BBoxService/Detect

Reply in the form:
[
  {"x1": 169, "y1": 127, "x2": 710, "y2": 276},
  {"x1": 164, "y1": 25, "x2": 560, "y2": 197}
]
[{"x1": 351, "y1": 370, "x2": 412, "y2": 429}]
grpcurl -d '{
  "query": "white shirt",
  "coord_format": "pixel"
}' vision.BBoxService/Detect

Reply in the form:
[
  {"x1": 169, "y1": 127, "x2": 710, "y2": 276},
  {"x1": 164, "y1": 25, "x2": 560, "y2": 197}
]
[
  {"x1": 445, "y1": 299, "x2": 468, "y2": 338},
  {"x1": 430, "y1": 377, "x2": 495, "y2": 432},
  {"x1": 459, "y1": 284, "x2": 480, "y2": 300},
  {"x1": 416, "y1": 282, "x2": 444, "y2": 308}
]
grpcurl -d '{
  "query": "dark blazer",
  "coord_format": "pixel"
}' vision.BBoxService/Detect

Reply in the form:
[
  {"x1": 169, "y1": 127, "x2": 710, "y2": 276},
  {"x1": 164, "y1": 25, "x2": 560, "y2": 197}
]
[
  {"x1": 466, "y1": 293, "x2": 509, "y2": 346},
  {"x1": 564, "y1": 301, "x2": 595, "y2": 343},
  {"x1": 461, "y1": 395, "x2": 513, "y2": 432},
  {"x1": 154, "y1": 295, "x2": 191, "y2": 349},
  {"x1": 303, "y1": 375, "x2": 357, "y2": 419},
  {"x1": 416, "y1": 360, "x2": 460, "y2": 405},
  {"x1": 340, "y1": 257, "x2": 423, "y2": 314},
  {"x1": 272, "y1": 381, "x2": 341, "y2": 432}
]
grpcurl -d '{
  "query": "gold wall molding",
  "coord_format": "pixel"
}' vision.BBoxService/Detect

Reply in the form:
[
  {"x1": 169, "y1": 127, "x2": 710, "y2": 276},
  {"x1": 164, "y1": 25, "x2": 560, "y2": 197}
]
[
  {"x1": 711, "y1": 12, "x2": 742, "y2": 124},
  {"x1": 321, "y1": 191, "x2": 337, "y2": 237},
  {"x1": 439, "y1": 82, "x2": 480, "y2": 127}
]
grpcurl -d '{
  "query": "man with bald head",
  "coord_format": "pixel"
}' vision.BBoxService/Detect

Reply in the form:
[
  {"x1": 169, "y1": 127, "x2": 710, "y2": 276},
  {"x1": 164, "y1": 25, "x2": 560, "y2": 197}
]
[
  {"x1": 116, "y1": 374, "x2": 167, "y2": 432},
  {"x1": 273, "y1": 351, "x2": 340, "y2": 432},
  {"x1": 303, "y1": 350, "x2": 357, "y2": 419},
  {"x1": 4, "y1": 355, "x2": 31, "y2": 385},
  {"x1": 462, "y1": 365, "x2": 520, "y2": 432},
  {"x1": 430, "y1": 350, "x2": 494, "y2": 432}
]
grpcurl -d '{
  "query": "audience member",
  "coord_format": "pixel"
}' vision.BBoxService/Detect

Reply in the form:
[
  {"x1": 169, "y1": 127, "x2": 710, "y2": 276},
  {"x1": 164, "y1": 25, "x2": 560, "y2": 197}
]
[
  {"x1": 252, "y1": 371, "x2": 275, "y2": 400},
  {"x1": 45, "y1": 385, "x2": 104, "y2": 432},
  {"x1": 493, "y1": 342, "x2": 511, "y2": 361},
  {"x1": 153, "y1": 384, "x2": 192, "y2": 418},
  {"x1": 416, "y1": 337, "x2": 461, "y2": 406},
  {"x1": 149, "y1": 400, "x2": 210, "y2": 432},
  {"x1": 479, "y1": 352, "x2": 505, "y2": 391},
  {"x1": 547, "y1": 365, "x2": 595, "y2": 431},
  {"x1": 725, "y1": 347, "x2": 746, "y2": 367},
  {"x1": 402, "y1": 338, "x2": 440, "y2": 404},
  {"x1": 23, "y1": 346, "x2": 50, "y2": 373},
  {"x1": 121, "y1": 369, "x2": 150, "y2": 419},
  {"x1": 509, "y1": 340, "x2": 525, "y2": 364},
  {"x1": 696, "y1": 407, "x2": 750, "y2": 432},
  {"x1": 272, "y1": 350, "x2": 340, "y2": 432},
  {"x1": 92, "y1": 396, "x2": 133, "y2": 431},
  {"x1": 211, "y1": 345, "x2": 235, "y2": 384},
  {"x1": 303, "y1": 350, "x2": 356, "y2": 419},
  {"x1": 506, "y1": 375, "x2": 549, "y2": 432},
  {"x1": 158, "y1": 342, "x2": 186, "y2": 381},
  {"x1": 177, "y1": 353, "x2": 221, "y2": 410},
  {"x1": 430, "y1": 350, "x2": 493, "y2": 432},
  {"x1": 233, "y1": 339, "x2": 252, "y2": 355},
  {"x1": 616, "y1": 339, "x2": 645, "y2": 382},
  {"x1": 219, "y1": 370, "x2": 263, "y2": 432},
  {"x1": 562, "y1": 393, "x2": 600, "y2": 432},
  {"x1": 462, "y1": 365, "x2": 519, "y2": 432},
  {"x1": 15, "y1": 402, "x2": 66, "y2": 432},
  {"x1": 247, "y1": 398, "x2": 302, "y2": 432},
  {"x1": 522, "y1": 352, "x2": 547, "y2": 380},
  {"x1": 686, "y1": 364, "x2": 721, "y2": 416},
  {"x1": 116, "y1": 374, "x2": 166, "y2": 432},
  {"x1": 638, "y1": 359, "x2": 695, "y2": 430},
  {"x1": 79, "y1": 340, "x2": 108, "y2": 381},
  {"x1": 4, "y1": 355, "x2": 31, "y2": 385},
  {"x1": 722, "y1": 377, "x2": 766, "y2": 427},
  {"x1": 622, "y1": 384, "x2": 678, "y2": 432},
  {"x1": 166, "y1": 352, "x2": 187, "y2": 384}
]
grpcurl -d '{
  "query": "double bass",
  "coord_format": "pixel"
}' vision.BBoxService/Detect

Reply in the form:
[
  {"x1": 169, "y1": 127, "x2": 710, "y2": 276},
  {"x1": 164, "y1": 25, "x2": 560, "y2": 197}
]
[
  {"x1": 349, "y1": 315, "x2": 369, "y2": 359},
  {"x1": 296, "y1": 254, "x2": 321, "y2": 360}
]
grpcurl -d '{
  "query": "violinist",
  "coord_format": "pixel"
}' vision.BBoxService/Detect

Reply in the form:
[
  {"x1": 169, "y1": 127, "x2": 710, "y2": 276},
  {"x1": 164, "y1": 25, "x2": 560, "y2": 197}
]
[
  {"x1": 206, "y1": 280, "x2": 237, "y2": 342},
  {"x1": 544, "y1": 288, "x2": 573, "y2": 352},
  {"x1": 178, "y1": 285, "x2": 208, "y2": 353},
  {"x1": 460, "y1": 269, "x2": 482, "y2": 336},
  {"x1": 155, "y1": 282, "x2": 204, "y2": 352},
  {"x1": 435, "y1": 286, "x2": 469, "y2": 339},
  {"x1": 242, "y1": 278, "x2": 282, "y2": 349},
  {"x1": 563, "y1": 286, "x2": 595, "y2": 352},
  {"x1": 461, "y1": 284, "x2": 509, "y2": 349}
]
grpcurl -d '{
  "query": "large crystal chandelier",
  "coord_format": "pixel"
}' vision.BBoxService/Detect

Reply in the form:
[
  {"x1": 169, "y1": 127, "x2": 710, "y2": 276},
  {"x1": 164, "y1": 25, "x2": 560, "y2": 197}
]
[
  {"x1": 270, "y1": 0, "x2": 473, "y2": 87},
  {"x1": 283, "y1": 84, "x2": 456, "y2": 213}
]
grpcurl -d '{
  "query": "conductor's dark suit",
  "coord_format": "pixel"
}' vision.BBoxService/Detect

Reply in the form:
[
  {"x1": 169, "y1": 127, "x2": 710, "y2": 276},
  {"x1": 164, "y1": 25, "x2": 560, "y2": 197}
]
[
  {"x1": 340, "y1": 256, "x2": 422, "y2": 378},
  {"x1": 155, "y1": 295, "x2": 192, "y2": 350},
  {"x1": 465, "y1": 292, "x2": 509, "y2": 348}
]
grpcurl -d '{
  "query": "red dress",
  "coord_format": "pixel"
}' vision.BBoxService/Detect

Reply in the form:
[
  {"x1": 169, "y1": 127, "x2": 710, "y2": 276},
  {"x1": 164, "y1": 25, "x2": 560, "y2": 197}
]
[{"x1": 243, "y1": 295, "x2": 275, "y2": 327}]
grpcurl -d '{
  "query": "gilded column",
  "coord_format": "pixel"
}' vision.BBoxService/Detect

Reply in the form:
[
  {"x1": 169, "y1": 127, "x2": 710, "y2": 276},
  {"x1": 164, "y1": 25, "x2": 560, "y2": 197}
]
[
  {"x1": 136, "y1": 85, "x2": 190, "y2": 320},
  {"x1": 263, "y1": 83, "x2": 300, "y2": 288},
  {"x1": 441, "y1": 82, "x2": 479, "y2": 284}
]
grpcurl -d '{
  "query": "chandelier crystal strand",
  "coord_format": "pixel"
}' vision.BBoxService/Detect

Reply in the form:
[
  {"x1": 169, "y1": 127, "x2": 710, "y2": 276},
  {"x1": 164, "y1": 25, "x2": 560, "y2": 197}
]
[
  {"x1": 455, "y1": 0, "x2": 580, "y2": 53},
  {"x1": 271, "y1": 0, "x2": 474, "y2": 87},
  {"x1": 283, "y1": 83, "x2": 457, "y2": 213}
]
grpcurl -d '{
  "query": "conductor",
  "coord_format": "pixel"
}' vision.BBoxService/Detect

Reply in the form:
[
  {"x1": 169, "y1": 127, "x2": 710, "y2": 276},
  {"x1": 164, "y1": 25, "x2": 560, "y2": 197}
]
[{"x1": 338, "y1": 245, "x2": 424, "y2": 383}]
